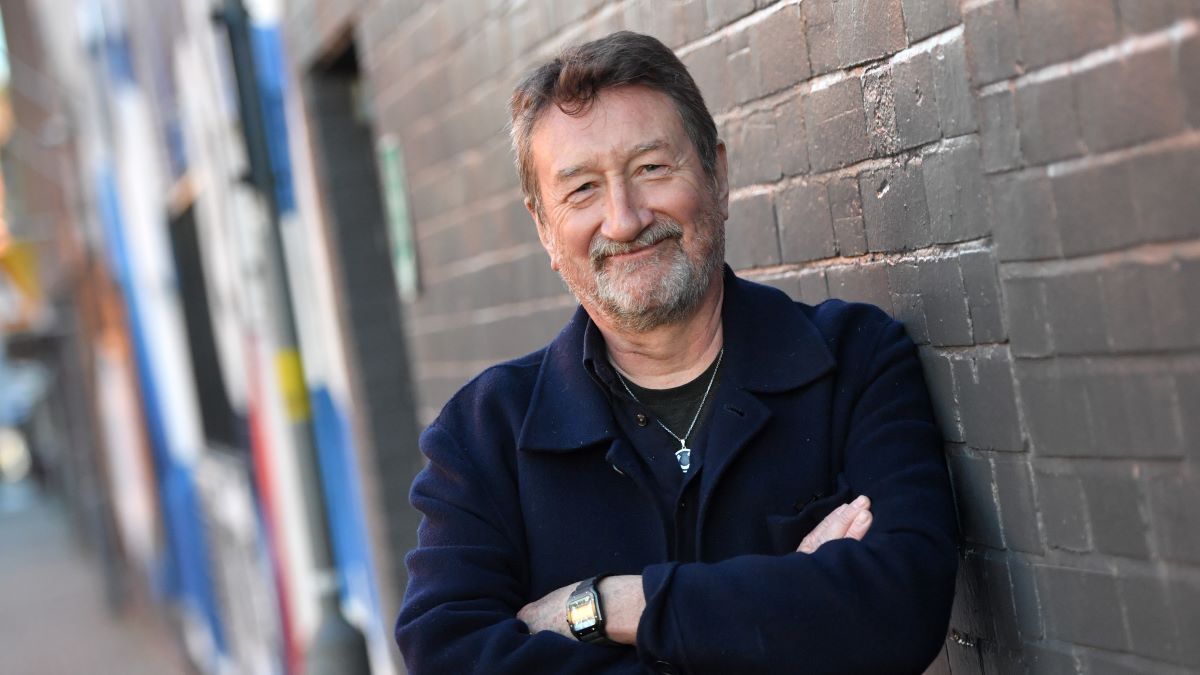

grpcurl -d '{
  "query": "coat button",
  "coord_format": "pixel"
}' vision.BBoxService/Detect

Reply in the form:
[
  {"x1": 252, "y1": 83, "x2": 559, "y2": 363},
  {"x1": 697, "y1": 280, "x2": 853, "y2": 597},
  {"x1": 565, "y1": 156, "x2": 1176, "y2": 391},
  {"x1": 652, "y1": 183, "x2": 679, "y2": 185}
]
[
  {"x1": 653, "y1": 660, "x2": 678, "y2": 674},
  {"x1": 635, "y1": 413, "x2": 648, "y2": 426}
]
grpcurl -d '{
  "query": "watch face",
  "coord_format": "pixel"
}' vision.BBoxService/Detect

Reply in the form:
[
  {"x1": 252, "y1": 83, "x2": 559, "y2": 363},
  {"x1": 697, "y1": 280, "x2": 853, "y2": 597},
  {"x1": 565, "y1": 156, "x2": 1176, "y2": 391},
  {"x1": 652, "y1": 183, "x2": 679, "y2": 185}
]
[{"x1": 567, "y1": 593, "x2": 598, "y2": 630}]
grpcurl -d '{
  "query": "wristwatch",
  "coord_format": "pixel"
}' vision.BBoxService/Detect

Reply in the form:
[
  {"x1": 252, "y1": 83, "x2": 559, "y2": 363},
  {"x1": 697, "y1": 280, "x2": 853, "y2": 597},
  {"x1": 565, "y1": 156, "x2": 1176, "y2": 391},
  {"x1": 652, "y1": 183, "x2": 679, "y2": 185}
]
[{"x1": 566, "y1": 575, "x2": 614, "y2": 644}]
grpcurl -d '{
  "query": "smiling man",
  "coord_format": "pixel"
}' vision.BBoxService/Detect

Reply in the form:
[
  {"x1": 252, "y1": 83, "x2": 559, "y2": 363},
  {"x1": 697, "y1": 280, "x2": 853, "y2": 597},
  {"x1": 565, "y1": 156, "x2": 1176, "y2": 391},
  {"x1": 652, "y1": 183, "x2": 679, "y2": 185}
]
[{"x1": 396, "y1": 31, "x2": 958, "y2": 674}]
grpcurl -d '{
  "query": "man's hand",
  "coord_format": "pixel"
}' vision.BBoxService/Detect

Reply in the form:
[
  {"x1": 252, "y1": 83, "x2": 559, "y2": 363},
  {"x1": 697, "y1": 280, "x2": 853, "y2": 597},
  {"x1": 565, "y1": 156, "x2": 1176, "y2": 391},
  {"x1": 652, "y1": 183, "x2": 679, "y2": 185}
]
[
  {"x1": 517, "y1": 499, "x2": 872, "y2": 643},
  {"x1": 797, "y1": 494, "x2": 872, "y2": 554},
  {"x1": 517, "y1": 581, "x2": 576, "y2": 639}
]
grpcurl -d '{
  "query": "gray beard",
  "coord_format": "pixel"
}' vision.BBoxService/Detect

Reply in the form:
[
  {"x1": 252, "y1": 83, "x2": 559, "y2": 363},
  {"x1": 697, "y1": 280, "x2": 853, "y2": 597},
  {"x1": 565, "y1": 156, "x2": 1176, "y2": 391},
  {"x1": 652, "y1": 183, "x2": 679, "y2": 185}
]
[{"x1": 575, "y1": 214, "x2": 725, "y2": 333}]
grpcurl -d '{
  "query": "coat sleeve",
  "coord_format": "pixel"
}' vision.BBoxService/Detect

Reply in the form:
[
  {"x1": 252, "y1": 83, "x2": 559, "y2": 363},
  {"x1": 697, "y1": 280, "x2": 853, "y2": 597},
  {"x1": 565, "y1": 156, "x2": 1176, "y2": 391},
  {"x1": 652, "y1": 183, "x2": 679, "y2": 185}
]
[
  {"x1": 395, "y1": 424, "x2": 645, "y2": 675},
  {"x1": 634, "y1": 315, "x2": 959, "y2": 675}
]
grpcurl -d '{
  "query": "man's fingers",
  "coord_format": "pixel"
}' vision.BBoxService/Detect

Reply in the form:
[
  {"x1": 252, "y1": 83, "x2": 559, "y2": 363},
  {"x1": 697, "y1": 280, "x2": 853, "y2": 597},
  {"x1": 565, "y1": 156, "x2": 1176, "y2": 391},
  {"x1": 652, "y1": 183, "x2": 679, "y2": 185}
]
[
  {"x1": 796, "y1": 495, "x2": 872, "y2": 554},
  {"x1": 845, "y1": 509, "x2": 872, "y2": 541}
]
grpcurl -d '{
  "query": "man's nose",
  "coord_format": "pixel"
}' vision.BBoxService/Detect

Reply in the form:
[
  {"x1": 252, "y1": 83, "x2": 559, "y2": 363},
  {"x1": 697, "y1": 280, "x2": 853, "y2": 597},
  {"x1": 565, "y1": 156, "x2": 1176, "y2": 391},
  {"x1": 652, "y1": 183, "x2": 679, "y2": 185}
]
[{"x1": 601, "y1": 180, "x2": 654, "y2": 242}]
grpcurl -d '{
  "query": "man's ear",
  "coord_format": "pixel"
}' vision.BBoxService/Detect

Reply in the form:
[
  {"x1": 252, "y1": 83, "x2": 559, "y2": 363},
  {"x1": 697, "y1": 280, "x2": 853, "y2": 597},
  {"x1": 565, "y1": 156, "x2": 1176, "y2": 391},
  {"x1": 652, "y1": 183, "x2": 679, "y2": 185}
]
[
  {"x1": 714, "y1": 141, "x2": 730, "y2": 221},
  {"x1": 526, "y1": 196, "x2": 559, "y2": 271}
]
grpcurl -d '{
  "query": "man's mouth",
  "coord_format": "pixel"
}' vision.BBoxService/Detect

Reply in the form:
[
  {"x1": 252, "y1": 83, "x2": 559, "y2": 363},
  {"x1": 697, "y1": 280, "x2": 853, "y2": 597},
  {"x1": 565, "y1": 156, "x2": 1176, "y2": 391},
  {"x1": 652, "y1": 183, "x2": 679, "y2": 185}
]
[{"x1": 590, "y1": 222, "x2": 684, "y2": 268}]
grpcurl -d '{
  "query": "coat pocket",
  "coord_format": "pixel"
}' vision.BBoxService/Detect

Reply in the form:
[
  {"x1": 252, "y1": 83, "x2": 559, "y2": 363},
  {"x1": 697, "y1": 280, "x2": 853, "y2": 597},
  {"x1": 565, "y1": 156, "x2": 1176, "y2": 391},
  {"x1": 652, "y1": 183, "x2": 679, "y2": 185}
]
[{"x1": 765, "y1": 474, "x2": 853, "y2": 553}]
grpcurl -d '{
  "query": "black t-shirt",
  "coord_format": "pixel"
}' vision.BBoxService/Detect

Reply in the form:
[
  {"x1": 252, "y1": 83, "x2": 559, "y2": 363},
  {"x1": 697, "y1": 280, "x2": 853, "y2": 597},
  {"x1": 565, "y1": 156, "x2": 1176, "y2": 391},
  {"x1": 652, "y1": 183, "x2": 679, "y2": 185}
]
[{"x1": 581, "y1": 320, "x2": 723, "y2": 562}]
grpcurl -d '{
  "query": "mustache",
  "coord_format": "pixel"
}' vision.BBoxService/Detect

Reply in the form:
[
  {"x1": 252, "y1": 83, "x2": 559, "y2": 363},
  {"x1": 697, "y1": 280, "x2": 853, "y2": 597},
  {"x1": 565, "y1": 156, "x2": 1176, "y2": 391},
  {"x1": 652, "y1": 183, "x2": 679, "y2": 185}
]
[{"x1": 589, "y1": 219, "x2": 684, "y2": 267}]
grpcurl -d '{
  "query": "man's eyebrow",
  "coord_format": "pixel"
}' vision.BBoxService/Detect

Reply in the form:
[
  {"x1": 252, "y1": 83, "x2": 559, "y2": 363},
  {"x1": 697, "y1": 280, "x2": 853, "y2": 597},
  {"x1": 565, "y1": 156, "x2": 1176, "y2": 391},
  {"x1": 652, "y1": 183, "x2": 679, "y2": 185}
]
[
  {"x1": 554, "y1": 164, "x2": 587, "y2": 184},
  {"x1": 631, "y1": 139, "x2": 667, "y2": 155},
  {"x1": 552, "y1": 140, "x2": 671, "y2": 184}
]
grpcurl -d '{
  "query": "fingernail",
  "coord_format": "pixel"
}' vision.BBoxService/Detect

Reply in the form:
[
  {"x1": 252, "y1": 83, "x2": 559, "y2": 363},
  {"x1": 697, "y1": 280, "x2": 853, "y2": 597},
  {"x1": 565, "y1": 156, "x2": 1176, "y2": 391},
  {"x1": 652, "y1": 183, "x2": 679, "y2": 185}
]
[
  {"x1": 854, "y1": 511, "x2": 871, "y2": 526},
  {"x1": 852, "y1": 495, "x2": 869, "y2": 508}
]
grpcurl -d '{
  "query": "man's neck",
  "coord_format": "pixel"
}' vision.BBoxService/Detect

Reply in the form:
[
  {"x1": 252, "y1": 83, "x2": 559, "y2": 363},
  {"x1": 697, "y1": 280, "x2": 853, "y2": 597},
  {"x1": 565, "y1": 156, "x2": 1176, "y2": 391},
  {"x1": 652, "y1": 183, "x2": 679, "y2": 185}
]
[{"x1": 597, "y1": 275, "x2": 725, "y2": 390}]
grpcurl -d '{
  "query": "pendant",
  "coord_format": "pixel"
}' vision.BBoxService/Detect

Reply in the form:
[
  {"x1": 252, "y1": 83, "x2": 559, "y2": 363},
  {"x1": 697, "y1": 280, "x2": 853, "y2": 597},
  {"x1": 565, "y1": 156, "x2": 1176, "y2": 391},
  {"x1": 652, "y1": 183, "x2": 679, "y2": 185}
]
[{"x1": 675, "y1": 447, "x2": 691, "y2": 473}]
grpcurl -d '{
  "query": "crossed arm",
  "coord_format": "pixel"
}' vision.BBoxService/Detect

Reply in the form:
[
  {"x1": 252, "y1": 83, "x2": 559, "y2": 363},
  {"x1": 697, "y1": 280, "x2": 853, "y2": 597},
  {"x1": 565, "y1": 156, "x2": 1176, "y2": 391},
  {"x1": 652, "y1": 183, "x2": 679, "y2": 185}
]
[{"x1": 517, "y1": 495, "x2": 876, "y2": 642}]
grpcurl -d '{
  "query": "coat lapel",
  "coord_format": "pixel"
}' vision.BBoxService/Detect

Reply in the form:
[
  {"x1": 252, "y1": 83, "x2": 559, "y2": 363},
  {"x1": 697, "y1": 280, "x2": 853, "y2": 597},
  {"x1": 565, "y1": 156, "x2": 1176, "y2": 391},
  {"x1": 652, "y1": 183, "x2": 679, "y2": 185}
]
[{"x1": 694, "y1": 269, "x2": 837, "y2": 539}]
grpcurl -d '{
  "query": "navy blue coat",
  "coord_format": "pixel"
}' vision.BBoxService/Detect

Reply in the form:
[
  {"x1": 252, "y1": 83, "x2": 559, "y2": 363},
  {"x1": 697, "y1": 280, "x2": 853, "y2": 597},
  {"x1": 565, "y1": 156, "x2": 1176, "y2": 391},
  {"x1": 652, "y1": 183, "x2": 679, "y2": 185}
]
[{"x1": 397, "y1": 270, "x2": 958, "y2": 674}]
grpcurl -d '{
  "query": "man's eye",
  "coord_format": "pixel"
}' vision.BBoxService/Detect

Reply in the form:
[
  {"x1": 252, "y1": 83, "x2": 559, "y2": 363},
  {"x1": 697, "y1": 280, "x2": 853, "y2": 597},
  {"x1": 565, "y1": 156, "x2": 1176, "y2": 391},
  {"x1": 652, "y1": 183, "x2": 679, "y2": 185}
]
[
  {"x1": 643, "y1": 164, "x2": 666, "y2": 174},
  {"x1": 571, "y1": 182, "x2": 596, "y2": 196}
]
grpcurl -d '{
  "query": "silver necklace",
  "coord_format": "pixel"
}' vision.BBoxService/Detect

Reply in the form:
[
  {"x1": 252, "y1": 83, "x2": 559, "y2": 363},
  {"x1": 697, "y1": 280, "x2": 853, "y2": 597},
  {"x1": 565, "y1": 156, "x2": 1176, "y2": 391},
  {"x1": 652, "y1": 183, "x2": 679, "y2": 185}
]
[{"x1": 614, "y1": 348, "x2": 724, "y2": 473}]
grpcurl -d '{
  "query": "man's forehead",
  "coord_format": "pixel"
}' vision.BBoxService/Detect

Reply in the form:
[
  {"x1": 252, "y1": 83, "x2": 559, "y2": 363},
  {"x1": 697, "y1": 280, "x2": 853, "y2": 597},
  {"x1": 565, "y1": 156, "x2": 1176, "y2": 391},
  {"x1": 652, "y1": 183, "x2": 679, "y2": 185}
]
[{"x1": 530, "y1": 86, "x2": 691, "y2": 178}]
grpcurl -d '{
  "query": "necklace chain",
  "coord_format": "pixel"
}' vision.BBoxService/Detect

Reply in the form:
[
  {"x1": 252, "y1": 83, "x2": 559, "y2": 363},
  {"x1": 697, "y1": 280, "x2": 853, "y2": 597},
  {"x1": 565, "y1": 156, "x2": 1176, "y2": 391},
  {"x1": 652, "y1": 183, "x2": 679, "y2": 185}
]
[{"x1": 614, "y1": 348, "x2": 724, "y2": 450}]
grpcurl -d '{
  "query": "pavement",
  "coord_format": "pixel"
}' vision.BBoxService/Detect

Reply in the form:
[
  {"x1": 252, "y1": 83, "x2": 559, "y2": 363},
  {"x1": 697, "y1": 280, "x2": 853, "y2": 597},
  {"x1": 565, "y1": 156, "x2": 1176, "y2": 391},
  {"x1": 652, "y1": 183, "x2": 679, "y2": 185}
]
[{"x1": 0, "y1": 480, "x2": 190, "y2": 675}]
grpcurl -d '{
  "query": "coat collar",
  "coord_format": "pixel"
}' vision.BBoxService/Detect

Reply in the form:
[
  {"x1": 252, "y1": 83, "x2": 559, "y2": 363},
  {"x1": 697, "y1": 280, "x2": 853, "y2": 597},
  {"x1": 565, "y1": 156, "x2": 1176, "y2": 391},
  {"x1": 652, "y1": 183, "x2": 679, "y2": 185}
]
[{"x1": 516, "y1": 266, "x2": 835, "y2": 453}]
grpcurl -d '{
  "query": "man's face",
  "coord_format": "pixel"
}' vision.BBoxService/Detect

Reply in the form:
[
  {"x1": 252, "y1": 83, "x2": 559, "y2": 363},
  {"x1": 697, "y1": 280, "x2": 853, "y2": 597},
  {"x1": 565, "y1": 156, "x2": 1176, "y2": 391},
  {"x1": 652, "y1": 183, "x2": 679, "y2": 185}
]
[{"x1": 526, "y1": 85, "x2": 728, "y2": 333}]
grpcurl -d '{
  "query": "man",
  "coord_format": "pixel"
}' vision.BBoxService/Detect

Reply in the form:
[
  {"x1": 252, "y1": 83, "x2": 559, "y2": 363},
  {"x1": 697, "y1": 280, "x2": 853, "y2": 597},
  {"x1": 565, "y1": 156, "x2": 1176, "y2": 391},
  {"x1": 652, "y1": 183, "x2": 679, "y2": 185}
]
[{"x1": 396, "y1": 31, "x2": 957, "y2": 674}]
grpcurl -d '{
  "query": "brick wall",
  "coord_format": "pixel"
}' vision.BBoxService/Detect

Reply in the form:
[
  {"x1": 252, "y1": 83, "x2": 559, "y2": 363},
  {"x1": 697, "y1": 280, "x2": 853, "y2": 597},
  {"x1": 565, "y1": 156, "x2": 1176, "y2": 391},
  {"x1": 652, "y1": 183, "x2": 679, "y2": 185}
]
[{"x1": 286, "y1": 1, "x2": 1200, "y2": 671}]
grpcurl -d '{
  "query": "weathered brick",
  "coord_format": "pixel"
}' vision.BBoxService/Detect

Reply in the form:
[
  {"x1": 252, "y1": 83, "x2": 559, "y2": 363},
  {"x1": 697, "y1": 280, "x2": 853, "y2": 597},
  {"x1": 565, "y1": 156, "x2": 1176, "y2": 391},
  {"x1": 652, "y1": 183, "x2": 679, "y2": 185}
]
[
  {"x1": 1178, "y1": 370, "x2": 1200, "y2": 463},
  {"x1": 1182, "y1": 34, "x2": 1200, "y2": 128},
  {"x1": 888, "y1": 261, "x2": 930, "y2": 344},
  {"x1": 1075, "y1": 45, "x2": 1187, "y2": 154},
  {"x1": 979, "y1": 89, "x2": 1021, "y2": 173},
  {"x1": 918, "y1": 346, "x2": 963, "y2": 441},
  {"x1": 1052, "y1": 160, "x2": 1138, "y2": 257},
  {"x1": 948, "y1": 452, "x2": 1004, "y2": 548},
  {"x1": 1145, "y1": 258, "x2": 1200, "y2": 351},
  {"x1": 901, "y1": 0, "x2": 960, "y2": 42},
  {"x1": 804, "y1": 77, "x2": 871, "y2": 172},
  {"x1": 1018, "y1": 0, "x2": 1119, "y2": 70},
  {"x1": 993, "y1": 458, "x2": 1041, "y2": 553},
  {"x1": 923, "y1": 138, "x2": 991, "y2": 244},
  {"x1": 991, "y1": 170, "x2": 1062, "y2": 261},
  {"x1": 1008, "y1": 555, "x2": 1045, "y2": 640},
  {"x1": 1017, "y1": 76, "x2": 1085, "y2": 165},
  {"x1": 728, "y1": 111, "x2": 782, "y2": 187},
  {"x1": 1037, "y1": 565, "x2": 1129, "y2": 649},
  {"x1": 859, "y1": 161, "x2": 931, "y2": 251},
  {"x1": 1080, "y1": 468, "x2": 1148, "y2": 558},
  {"x1": 705, "y1": 0, "x2": 754, "y2": 30},
  {"x1": 750, "y1": 4, "x2": 810, "y2": 96},
  {"x1": 833, "y1": 0, "x2": 907, "y2": 67},
  {"x1": 959, "y1": 349, "x2": 1022, "y2": 452},
  {"x1": 801, "y1": 0, "x2": 839, "y2": 75},
  {"x1": 826, "y1": 261, "x2": 892, "y2": 312},
  {"x1": 796, "y1": 267, "x2": 830, "y2": 305},
  {"x1": 774, "y1": 96, "x2": 810, "y2": 177},
  {"x1": 728, "y1": 31, "x2": 761, "y2": 106},
  {"x1": 950, "y1": 547, "x2": 997, "y2": 644},
  {"x1": 1024, "y1": 641, "x2": 1079, "y2": 674},
  {"x1": 726, "y1": 193, "x2": 780, "y2": 269},
  {"x1": 826, "y1": 176, "x2": 867, "y2": 256},
  {"x1": 1147, "y1": 473, "x2": 1200, "y2": 564},
  {"x1": 919, "y1": 256, "x2": 973, "y2": 346},
  {"x1": 960, "y1": 250, "x2": 1005, "y2": 343},
  {"x1": 1116, "y1": 371, "x2": 1186, "y2": 458},
  {"x1": 1043, "y1": 271, "x2": 1108, "y2": 354},
  {"x1": 1099, "y1": 263, "x2": 1158, "y2": 353},
  {"x1": 1016, "y1": 359, "x2": 1095, "y2": 455},
  {"x1": 1034, "y1": 469, "x2": 1092, "y2": 551},
  {"x1": 962, "y1": 0, "x2": 1022, "y2": 85},
  {"x1": 932, "y1": 36, "x2": 978, "y2": 137},
  {"x1": 1117, "y1": 0, "x2": 1198, "y2": 33},
  {"x1": 1168, "y1": 573, "x2": 1200, "y2": 667},
  {"x1": 683, "y1": 38, "x2": 731, "y2": 113},
  {"x1": 1119, "y1": 574, "x2": 1183, "y2": 665},
  {"x1": 891, "y1": 51, "x2": 941, "y2": 150},
  {"x1": 776, "y1": 179, "x2": 836, "y2": 263},
  {"x1": 985, "y1": 551, "x2": 1025, "y2": 650},
  {"x1": 1080, "y1": 651, "x2": 1172, "y2": 675},
  {"x1": 1128, "y1": 144, "x2": 1200, "y2": 242},
  {"x1": 862, "y1": 66, "x2": 900, "y2": 157}
]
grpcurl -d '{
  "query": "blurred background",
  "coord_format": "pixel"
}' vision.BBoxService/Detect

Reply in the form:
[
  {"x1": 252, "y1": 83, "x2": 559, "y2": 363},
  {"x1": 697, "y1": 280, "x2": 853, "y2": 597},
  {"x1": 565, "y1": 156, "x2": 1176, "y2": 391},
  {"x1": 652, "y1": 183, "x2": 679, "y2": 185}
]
[{"x1": 2, "y1": 0, "x2": 1198, "y2": 674}]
